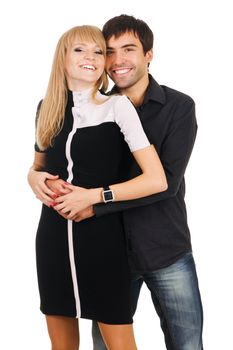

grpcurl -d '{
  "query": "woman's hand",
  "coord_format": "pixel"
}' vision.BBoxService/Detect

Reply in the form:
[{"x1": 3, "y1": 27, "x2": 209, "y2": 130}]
[
  {"x1": 27, "y1": 168, "x2": 59, "y2": 206},
  {"x1": 52, "y1": 184, "x2": 101, "y2": 220}
]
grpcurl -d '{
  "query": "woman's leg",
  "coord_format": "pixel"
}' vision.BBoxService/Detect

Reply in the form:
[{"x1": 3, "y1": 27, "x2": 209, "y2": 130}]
[
  {"x1": 46, "y1": 315, "x2": 79, "y2": 350},
  {"x1": 98, "y1": 322, "x2": 137, "y2": 350}
]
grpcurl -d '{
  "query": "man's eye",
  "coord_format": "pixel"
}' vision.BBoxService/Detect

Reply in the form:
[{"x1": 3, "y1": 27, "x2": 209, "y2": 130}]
[{"x1": 106, "y1": 51, "x2": 113, "y2": 56}]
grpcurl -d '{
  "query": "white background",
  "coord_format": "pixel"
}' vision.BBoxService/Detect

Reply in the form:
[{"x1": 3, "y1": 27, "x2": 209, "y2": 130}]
[{"x1": 0, "y1": 0, "x2": 232, "y2": 348}]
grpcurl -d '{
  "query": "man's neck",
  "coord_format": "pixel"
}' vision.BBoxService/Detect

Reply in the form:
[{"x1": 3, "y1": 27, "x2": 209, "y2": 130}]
[{"x1": 118, "y1": 74, "x2": 149, "y2": 107}]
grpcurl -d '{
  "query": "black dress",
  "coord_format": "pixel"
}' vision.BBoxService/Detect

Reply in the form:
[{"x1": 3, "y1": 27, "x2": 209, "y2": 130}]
[{"x1": 35, "y1": 88, "x2": 149, "y2": 324}]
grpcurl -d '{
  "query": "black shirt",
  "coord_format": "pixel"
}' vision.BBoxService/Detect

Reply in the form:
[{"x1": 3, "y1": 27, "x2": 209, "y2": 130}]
[{"x1": 94, "y1": 75, "x2": 197, "y2": 271}]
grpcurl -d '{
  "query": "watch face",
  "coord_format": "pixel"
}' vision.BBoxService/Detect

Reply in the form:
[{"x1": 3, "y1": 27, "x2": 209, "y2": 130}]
[{"x1": 104, "y1": 190, "x2": 113, "y2": 202}]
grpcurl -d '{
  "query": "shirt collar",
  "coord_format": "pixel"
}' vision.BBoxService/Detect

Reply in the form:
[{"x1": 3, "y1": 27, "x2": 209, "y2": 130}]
[
  {"x1": 110, "y1": 74, "x2": 166, "y2": 107},
  {"x1": 69, "y1": 88, "x2": 93, "y2": 107}
]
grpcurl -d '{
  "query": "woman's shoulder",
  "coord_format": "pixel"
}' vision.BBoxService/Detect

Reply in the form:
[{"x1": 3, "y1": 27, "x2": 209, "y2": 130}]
[
  {"x1": 97, "y1": 91, "x2": 128, "y2": 103},
  {"x1": 106, "y1": 94, "x2": 132, "y2": 109},
  {"x1": 111, "y1": 94, "x2": 135, "y2": 112},
  {"x1": 95, "y1": 92, "x2": 135, "y2": 115}
]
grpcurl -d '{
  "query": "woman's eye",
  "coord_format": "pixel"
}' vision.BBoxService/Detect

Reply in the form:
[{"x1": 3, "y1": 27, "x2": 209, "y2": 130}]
[
  {"x1": 95, "y1": 50, "x2": 103, "y2": 55},
  {"x1": 74, "y1": 48, "x2": 83, "y2": 52}
]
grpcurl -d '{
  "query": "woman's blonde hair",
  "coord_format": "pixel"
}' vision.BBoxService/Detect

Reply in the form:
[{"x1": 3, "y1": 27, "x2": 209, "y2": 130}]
[{"x1": 36, "y1": 25, "x2": 108, "y2": 150}]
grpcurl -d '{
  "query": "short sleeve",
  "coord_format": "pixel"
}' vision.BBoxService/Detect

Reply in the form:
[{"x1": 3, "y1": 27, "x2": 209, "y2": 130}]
[
  {"x1": 113, "y1": 95, "x2": 150, "y2": 152},
  {"x1": 34, "y1": 100, "x2": 45, "y2": 153},
  {"x1": 34, "y1": 142, "x2": 44, "y2": 152}
]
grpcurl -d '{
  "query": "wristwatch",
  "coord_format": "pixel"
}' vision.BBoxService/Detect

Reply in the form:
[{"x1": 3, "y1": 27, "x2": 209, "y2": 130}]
[{"x1": 102, "y1": 186, "x2": 115, "y2": 203}]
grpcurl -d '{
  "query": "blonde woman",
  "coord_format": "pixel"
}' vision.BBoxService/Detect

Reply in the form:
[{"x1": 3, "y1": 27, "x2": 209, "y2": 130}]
[{"x1": 28, "y1": 25, "x2": 167, "y2": 350}]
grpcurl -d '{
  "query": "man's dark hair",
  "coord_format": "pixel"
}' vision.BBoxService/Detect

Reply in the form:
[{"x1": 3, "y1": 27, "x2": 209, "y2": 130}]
[{"x1": 102, "y1": 14, "x2": 154, "y2": 54}]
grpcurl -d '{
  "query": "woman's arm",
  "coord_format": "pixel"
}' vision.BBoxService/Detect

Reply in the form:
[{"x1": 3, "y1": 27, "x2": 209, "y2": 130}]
[{"x1": 109, "y1": 144, "x2": 167, "y2": 201}]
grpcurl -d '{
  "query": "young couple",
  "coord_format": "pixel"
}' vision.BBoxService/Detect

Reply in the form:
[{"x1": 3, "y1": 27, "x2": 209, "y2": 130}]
[{"x1": 28, "y1": 15, "x2": 203, "y2": 350}]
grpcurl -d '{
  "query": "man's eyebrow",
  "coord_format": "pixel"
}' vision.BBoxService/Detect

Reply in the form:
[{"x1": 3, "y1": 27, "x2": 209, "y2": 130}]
[{"x1": 106, "y1": 44, "x2": 138, "y2": 50}]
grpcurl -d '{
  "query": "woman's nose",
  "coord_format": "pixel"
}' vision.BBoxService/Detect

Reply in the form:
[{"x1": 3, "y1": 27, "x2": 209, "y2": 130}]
[{"x1": 84, "y1": 51, "x2": 95, "y2": 60}]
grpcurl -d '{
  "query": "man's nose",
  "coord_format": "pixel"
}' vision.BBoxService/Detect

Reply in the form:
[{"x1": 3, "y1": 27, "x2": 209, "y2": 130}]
[{"x1": 111, "y1": 51, "x2": 125, "y2": 64}]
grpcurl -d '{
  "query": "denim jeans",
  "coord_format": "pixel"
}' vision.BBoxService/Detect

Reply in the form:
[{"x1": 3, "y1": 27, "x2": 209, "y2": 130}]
[{"x1": 92, "y1": 252, "x2": 203, "y2": 350}]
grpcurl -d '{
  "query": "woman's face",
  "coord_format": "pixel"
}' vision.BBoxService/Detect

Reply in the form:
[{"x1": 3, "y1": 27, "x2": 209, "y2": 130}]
[{"x1": 65, "y1": 40, "x2": 105, "y2": 91}]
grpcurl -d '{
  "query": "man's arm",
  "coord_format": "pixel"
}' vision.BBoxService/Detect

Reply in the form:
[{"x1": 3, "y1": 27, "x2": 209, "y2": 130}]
[
  {"x1": 28, "y1": 152, "x2": 59, "y2": 206},
  {"x1": 94, "y1": 98, "x2": 197, "y2": 217}
]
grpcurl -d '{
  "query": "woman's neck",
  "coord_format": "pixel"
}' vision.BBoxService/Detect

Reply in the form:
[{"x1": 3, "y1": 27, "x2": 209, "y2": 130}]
[{"x1": 67, "y1": 80, "x2": 95, "y2": 92}]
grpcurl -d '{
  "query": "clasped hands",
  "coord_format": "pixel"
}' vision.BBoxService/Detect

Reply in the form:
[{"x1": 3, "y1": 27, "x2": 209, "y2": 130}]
[
  {"x1": 28, "y1": 169, "x2": 94, "y2": 222},
  {"x1": 50, "y1": 181, "x2": 95, "y2": 221}
]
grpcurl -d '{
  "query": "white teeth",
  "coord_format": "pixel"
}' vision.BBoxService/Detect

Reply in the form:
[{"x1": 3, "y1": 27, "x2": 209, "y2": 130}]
[
  {"x1": 82, "y1": 65, "x2": 95, "y2": 70},
  {"x1": 114, "y1": 68, "x2": 131, "y2": 75}
]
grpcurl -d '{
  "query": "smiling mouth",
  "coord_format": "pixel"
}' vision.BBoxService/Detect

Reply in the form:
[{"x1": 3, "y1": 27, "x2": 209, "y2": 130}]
[
  {"x1": 112, "y1": 68, "x2": 132, "y2": 75},
  {"x1": 81, "y1": 65, "x2": 96, "y2": 71}
]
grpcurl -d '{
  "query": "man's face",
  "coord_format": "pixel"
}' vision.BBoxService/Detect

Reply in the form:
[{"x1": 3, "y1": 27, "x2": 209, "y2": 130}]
[{"x1": 105, "y1": 32, "x2": 153, "y2": 89}]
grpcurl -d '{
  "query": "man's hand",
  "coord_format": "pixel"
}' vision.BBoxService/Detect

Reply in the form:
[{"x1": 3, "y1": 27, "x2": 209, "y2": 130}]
[
  {"x1": 27, "y1": 168, "x2": 59, "y2": 206},
  {"x1": 73, "y1": 206, "x2": 95, "y2": 222},
  {"x1": 46, "y1": 178, "x2": 71, "y2": 196}
]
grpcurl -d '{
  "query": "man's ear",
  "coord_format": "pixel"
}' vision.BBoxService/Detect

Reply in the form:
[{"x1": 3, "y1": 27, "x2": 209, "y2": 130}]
[{"x1": 146, "y1": 49, "x2": 153, "y2": 64}]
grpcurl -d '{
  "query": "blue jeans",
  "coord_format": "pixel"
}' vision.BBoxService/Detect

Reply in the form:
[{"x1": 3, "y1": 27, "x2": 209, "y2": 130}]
[{"x1": 92, "y1": 252, "x2": 203, "y2": 350}]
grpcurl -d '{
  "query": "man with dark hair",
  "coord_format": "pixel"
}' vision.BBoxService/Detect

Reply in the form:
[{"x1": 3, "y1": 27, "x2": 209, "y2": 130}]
[{"x1": 91, "y1": 14, "x2": 204, "y2": 350}]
